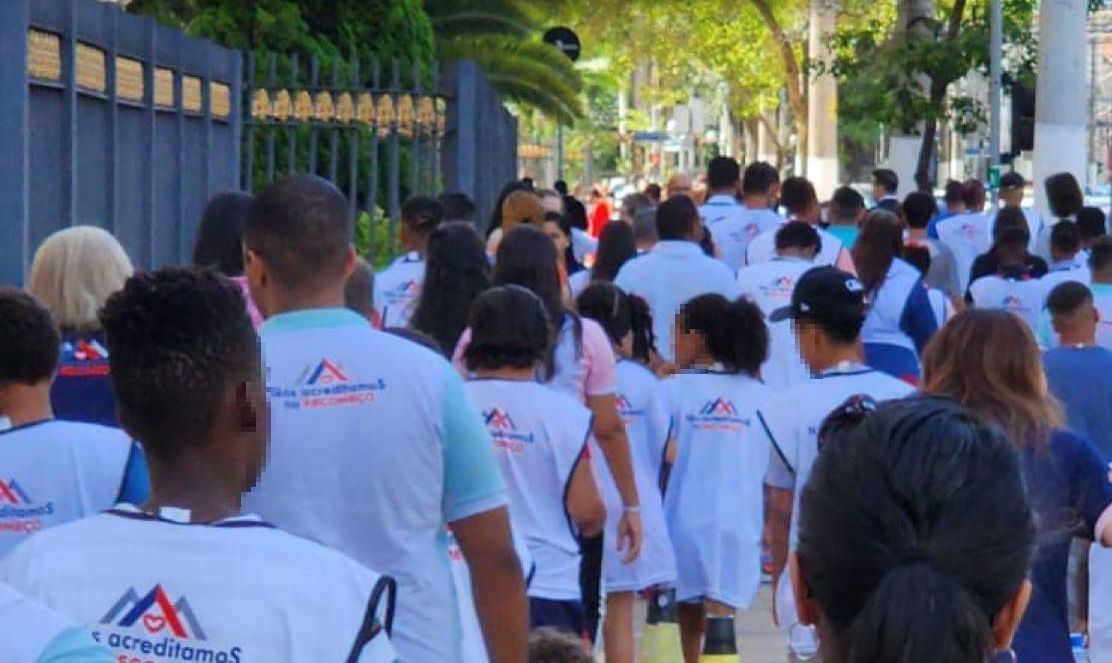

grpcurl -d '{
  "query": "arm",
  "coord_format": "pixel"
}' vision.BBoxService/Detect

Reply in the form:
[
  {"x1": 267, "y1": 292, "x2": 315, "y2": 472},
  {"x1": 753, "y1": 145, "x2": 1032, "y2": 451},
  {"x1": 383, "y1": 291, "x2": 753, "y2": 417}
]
[
  {"x1": 588, "y1": 393, "x2": 642, "y2": 563},
  {"x1": 453, "y1": 508, "x2": 528, "y2": 663},
  {"x1": 566, "y1": 457, "x2": 606, "y2": 537},
  {"x1": 835, "y1": 247, "x2": 857, "y2": 275},
  {"x1": 900, "y1": 283, "x2": 939, "y2": 354}
]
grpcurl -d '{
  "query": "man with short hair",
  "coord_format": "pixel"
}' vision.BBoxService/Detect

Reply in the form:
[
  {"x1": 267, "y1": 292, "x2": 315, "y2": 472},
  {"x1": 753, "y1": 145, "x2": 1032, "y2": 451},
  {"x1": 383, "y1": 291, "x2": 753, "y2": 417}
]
[
  {"x1": 700, "y1": 157, "x2": 781, "y2": 269},
  {"x1": 825, "y1": 185, "x2": 865, "y2": 249},
  {"x1": 745, "y1": 176, "x2": 855, "y2": 273},
  {"x1": 1044, "y1": 282, "x2": 1112, "y2": 461},
  {"x1": 615, "y1": 196, "x2": 738, "y2": 363},
  {"x1": 643, "y1": 182, "x2": 662, "y2": 205},
  {"x1": 665, "y1": 173, "x2": 693, "y2": 200},
  {"x1": 620, "y1": 192, "x2": 653, "y2": 225},
  {"x1": 871, "y1": 168, "x2": 900, "y2": 213},
  {"x1": 632, "y1": 208, "x2": 659, "y2": 253},
  {"x1": 926, "y1": 179, "x2": 967, "y2": 238},
  {"x1": 1079, "y1": 207, "x2": 1108, "y2": 253},
  {"x1": 736, "y1": 221, "x2": 820, "y2": 391},
  {"x1": 1, "y1": 268, "x2": 399, "y2": 661},
  {"x1": 242, "y1": 175, "x2": 527, "y2": 662},
  {"x1": 967, "y1": 225, "x2": 1045, "y2": 331},
  {"x1": 758, "y1": 267, "x2": 915, "y2": 661},
  {"x1": 935, "y1": 178, "x2": 994, "y2": 293},
  {"x1": 904, "y1": 190, "x2": 961, "y2": 302},
  {"x1": 374, "y1": 195, "x2": 443, "y2": 328},
  {"x1": 1040, "y1": 221, "x2": 1089, "y2": 296},
  {"x1": 0, "y1": 289, "x2": 146, "y2": 559},
  {"x1": 438, "y1": 192, "x2": 476, "y2": 224}
]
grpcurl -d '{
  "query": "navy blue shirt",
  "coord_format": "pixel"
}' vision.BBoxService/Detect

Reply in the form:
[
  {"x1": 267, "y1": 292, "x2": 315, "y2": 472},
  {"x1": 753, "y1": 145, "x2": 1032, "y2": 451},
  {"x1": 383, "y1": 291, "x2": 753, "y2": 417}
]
[
  {"x1": 1014, "y1": 429, "x2": 1112, "y2": 662},
  {"x1": 50, "y1": 331, "x2": 117, "y2": 428},
  {"x1": 1044, "y1": 347, "x2": 1112, "y2": 462}
]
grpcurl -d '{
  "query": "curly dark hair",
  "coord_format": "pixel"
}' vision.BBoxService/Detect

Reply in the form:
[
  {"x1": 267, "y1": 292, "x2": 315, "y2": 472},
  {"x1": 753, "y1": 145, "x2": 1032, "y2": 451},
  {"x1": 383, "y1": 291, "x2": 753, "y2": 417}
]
[
  {"x1": 679, "y1": 294, "x2": 768, "y2": 376},
  {"x1": 576, "y1": 282, "x2": 657, "y2": 364},
  {"x1": 99, "y1": 268, "x2": 258, "y2": 456},
  {"x1": 0, "y1": 289, "x2": 60, "y2": 386},
  {"x1": 464, "y1": 286, "x2": 551, "y2": 372}
]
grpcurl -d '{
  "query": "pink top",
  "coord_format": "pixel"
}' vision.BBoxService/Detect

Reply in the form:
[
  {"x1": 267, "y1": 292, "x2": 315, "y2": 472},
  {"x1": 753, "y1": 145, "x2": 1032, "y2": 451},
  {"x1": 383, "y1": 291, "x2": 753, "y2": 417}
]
[
  {"x1": 453, "y1": 315, "x2": 617, "y2": 405},
  {"x1": 231, "y1": 275, "x2": 264, "y2": 328}
]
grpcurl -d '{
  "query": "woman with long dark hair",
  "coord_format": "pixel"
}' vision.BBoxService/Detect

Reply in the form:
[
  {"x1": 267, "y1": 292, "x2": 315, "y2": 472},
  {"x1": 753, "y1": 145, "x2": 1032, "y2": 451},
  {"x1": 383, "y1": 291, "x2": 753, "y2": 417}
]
[
  {"x1": 922, "y1": 309, "x2": 1112, "y2": 661},
  {"x1": 569, "y1": 222, "x2": 638, "y2": 298},
  {"x1": 409, "y1": 222, "x2": 490, "y2": 357},
  {"x1": 796, "y1": 396, "x2": 1036, "y2": 663},
  {"x1": 852, "y1": 210, "x2": 938, "y2": 383}
]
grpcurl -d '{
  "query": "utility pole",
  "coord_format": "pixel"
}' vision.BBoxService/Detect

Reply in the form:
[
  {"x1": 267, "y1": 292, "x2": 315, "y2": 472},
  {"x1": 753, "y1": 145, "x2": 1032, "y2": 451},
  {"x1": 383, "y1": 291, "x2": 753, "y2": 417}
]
[
  {"x1": 806, "y1": 0, "x2": 839, "y2": 200},
  {"x1": 988, "y1": 0, "x2": 1002, "y2": 189}
]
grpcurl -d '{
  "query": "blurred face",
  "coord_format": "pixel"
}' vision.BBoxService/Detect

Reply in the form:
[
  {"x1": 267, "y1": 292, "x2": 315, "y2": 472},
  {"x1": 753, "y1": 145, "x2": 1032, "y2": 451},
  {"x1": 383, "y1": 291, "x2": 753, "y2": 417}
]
[
  {"x1": 793, "y1": 319, "x2": 823, "y2": 373},
  {"x1": 1001, "y1": 188, "x2": 1024, "y2": 208},
  {"x1": 232, "y1": 357, "x2": 270, "y2": 494},
  {"x1": 542, "y1": 221, "x2": 569, "y2": 255},
  {"x1": 672, "y1": 315, "x2": 706, "y2": 368},
  {"x1": 872, "y1": 181, "x2": 886, "y2": 202}
]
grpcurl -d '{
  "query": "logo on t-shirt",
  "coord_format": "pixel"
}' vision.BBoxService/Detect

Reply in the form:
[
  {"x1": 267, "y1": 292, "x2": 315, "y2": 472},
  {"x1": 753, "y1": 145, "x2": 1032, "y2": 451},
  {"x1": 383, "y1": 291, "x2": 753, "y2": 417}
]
[
  {"x1": 483, "y1": 408, "x2": 536, "y2": 452},
  {"x1": 58, "y1": 339, "x2": 111, "y2": 378},
  {"x1": 1003, "y1": 295, "x2": 1029, "y2": 316},
  {"x1": 687, "y1": 398, "x2": 750, "y2": 433},
  {"x1": 269, "y1": 360, "x2": 386, "y2": 410},
  {"x1": 95, "y1": 584, "x2": 244, "y2": 661},
  {"x1": 0, "y1": 479, "x2": 52, "y2": 535},
  {"x1": 384, "y1": 279, "x2": 420, "y2": 307},
  {"x1": 763, "y1": 276, "x2": 795, "y2": 299},
  {"x1": 615, "y1": 393, "x2": 645, "y2": 426}
]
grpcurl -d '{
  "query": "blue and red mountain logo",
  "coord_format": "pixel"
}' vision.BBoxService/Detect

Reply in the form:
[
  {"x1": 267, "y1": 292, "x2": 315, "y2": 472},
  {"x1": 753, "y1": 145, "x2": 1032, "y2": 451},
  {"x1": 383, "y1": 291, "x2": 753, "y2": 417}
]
[
  {"x1": 484, "y1": 408, "x2": 516, "y2": 431},
  {"x1": 615, "y1": 394, "x2": 633, "y2": 411},
  {"x1": 296, "y1": 359, "x2": 349, "y2": 386},
  {"x1": 0, "y1": 479, "x2": 31, "y2": 506},
  {"x1": 73, "y1": 339, "x2": 108, "y2": 361},
  {"x1": 100, "y1": 585, "x2": 206, "y2": 640},
  {"x1": 1003, "y1": 295, "x2": 1025, "y2": 312},
  {"x1": 0, "y1": 478, "x2": 51, "y2": 533},
  {"x1": 395, "y1": 279, "x2": 419, "y2": 294},
  {"x1": 688, "y1": 397, "x2": 748, "y2": 433},
  {"x1": 699, "y1": 398, "x2": 738, "y2": 417}
]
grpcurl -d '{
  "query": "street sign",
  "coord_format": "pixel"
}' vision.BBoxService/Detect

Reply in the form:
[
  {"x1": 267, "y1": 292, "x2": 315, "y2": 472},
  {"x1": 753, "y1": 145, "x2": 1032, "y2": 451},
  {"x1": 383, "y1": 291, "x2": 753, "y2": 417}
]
[{"x1": 543, "y1": 27, "x2": 581, "y2": 62}]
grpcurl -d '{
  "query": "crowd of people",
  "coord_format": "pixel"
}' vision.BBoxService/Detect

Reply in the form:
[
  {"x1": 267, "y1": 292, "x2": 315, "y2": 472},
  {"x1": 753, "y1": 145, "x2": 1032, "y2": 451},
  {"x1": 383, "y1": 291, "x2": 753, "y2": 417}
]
[{"x1": 1, "y1": 154, "x2": 1111, "y2": 663}]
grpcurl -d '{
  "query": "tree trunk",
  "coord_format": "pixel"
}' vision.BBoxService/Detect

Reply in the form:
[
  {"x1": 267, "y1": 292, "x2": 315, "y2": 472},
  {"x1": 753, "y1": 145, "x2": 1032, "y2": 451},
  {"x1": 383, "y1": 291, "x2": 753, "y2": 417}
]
[
  {"x1": 749, "y1": 0, "x2": 808, "y2": 167},
  {"x1": 914, "y1": 0, "x2": 966, "y2": 190}
]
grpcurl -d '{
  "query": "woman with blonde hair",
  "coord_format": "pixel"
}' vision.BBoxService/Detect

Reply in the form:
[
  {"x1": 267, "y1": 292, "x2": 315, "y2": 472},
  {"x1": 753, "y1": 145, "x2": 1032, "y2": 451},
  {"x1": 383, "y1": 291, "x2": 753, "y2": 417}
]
[
  {"x1": 487, "y1": 189, "x2": 544, "y2": 256},
  {"x1": 27, "y1": 226, "x2": 133, "y2": 426},
  {"x1": 921, "y1": 309, "x2": 1112, "y2": 661}
]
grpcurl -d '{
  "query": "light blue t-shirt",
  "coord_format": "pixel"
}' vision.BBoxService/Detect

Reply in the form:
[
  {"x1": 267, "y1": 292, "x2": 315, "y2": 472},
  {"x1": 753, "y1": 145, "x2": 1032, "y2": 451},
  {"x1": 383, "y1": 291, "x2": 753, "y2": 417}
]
[
  {"x1": 699, "y1": 195, "x2": 783, "y2": 270},
  {"x1": 614, "y1": 240, "x2": 740, "y2": 362},
  {"x1": 38, "y1": 629, "x2": 114, "y2": 662},
  {"x1": 244, "y1": 308, "x2": 505, "y2": 662},
  {"x1": 1043, "y1": 346, "x2": 1112, "y2": 462}
]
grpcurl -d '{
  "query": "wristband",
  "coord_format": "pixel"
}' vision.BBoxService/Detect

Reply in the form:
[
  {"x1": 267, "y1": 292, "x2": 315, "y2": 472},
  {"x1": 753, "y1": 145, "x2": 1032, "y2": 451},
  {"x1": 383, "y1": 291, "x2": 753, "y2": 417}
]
[{"x1": 623, "y1": 505, "x2": 641, "y2": 513}]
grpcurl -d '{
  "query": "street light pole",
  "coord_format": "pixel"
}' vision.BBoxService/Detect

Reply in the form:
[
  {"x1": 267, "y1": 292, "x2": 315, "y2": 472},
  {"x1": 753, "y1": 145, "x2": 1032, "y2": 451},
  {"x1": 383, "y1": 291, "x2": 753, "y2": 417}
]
[{"x1": 988, "y1": 0, "x2": 1002, "y2": 182}]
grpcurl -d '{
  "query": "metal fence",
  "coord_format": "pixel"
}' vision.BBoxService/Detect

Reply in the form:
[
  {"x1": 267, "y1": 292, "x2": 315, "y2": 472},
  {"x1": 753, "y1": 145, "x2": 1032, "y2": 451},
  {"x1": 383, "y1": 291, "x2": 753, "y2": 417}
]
[{"x1": 0, "y1": 0, "x2": 242, "y2": 285}]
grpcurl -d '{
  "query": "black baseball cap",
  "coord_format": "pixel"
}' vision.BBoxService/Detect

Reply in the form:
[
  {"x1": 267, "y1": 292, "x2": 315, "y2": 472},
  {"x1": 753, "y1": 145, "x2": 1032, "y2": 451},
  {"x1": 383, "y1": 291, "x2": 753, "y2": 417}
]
[
  {"x1": 1000, "y1": 171, "x2": 1025, "y2": 191},
  {"x1": 769, "y1": 266, "x2": 867, "y2": 332}
]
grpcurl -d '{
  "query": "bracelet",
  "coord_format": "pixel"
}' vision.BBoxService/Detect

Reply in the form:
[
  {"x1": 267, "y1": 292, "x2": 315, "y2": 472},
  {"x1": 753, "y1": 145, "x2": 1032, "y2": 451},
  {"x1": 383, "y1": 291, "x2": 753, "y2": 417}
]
[{"x1": 623, "y1": 505, "x2": 641, "y2": 513}]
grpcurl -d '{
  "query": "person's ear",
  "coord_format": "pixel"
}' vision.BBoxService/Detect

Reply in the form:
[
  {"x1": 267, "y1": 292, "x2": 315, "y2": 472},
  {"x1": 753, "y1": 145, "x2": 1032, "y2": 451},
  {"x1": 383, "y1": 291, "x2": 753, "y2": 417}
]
[
  {"x1": 235, "y1": 381, "x2": 259, "y2": 433},
  {"x1": 992, "y1": 579, "x2": 1032, "y2": 651},
  {"x1": 244, "y1": 247, "x2": 266, "y2": 290},
  {"x1": 790, "y1": 553, "x2": 820, "y2": 626},
  {"x1": 342, "y1": 245, "x2": 357, "y2": 280}
]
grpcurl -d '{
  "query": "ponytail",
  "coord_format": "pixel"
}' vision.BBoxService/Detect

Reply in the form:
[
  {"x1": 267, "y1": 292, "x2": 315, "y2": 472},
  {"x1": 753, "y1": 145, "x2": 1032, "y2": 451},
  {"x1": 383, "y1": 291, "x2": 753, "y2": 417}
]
[
  {"x1": 846, "y1": 563, "x2": 993, "y2": 663},
  {"x1": 628, "y1": 294, "x2": 656, "y2": 364}
]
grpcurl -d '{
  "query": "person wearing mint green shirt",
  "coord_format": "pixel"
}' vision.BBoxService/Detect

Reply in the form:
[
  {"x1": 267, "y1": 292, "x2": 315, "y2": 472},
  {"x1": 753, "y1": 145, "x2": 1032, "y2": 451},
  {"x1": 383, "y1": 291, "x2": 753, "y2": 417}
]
[
  {"x1": 824, "y1": 185, "x2": 866, "y2": 251},
  {"x1": 0, "y1": 583, "x2": 112, "y2": 663}
]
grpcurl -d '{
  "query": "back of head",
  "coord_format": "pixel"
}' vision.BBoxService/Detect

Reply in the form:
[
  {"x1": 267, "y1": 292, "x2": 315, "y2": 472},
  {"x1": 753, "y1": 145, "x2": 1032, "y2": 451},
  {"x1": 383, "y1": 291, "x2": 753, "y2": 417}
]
[
  {"x1": 437, "y1": 192, "x2": 476, "y2": 224},
  {"x1": 1090, "y1": 236, "x2": 1112, "y2": 276},
  {"x1": 775, "y1": 221, "x2": 821, "y2": 255},
  {"x1": 902, "y1": 191, "x2": 936, "y2": 230},
  {"x1": 665, "y1": 173, "x2": 693, "y2": 199},
  {"x1": 401, "y1": 195, "x2": 444, "y2": 237},
  {"x1": 679, "y1": 294, "x2": 768, "y2": 376},
  {"x1": 464, "y1": 285, "x2": 551, "y2": 373},
  {"x1": 643, "y1": 182, "x2": 662, "y2": 204},
  {"x1": 192, "y1": 191, "x2": 254, "y2": 276},
  {"x1": 656, "y1": 195, "x2": 700, "y2": 241},
  {"x1": 0, "y1": 289, "x2": 60, "y2": 387},
  {"x1": 943, "y1": 180, "x2": 965, "y2": 208},
  {"x1": 633, "y1": 208, "x2": 659, "y2": 246},
  {"x1": 852, "y1": 210, "x2": 903, "y2": 293},
  {"x1": 243, "y1": 174, "x2": 351, "y2": 292},
  {"x1": 922, "y1": 308, "x2": 1060, "y2": 447},
  {"x1": 902, "y1": 244, "x2": 932, "y2": 277},
  {"x1": 494, "y1": 225, "x2": 563, "y2": 331},
  {"x1": 577, "y1": 282, "x2": 632, "y2": 347},
  {"x1": 742, "y1": 162, "x2": 779, "y2": 197},
  {"x1": 554, "y1": 180, "x2": 569, "y2": 196},
  {"x1": 829, "y1": 186, "x2": 865, "y2": 225},
  {"x1": 1050, "y1": 220, "x2": 1081, "y2": 258},
  {"x1": 99, "y1": 268, "x2": 258, "y2": 458},
  {"x1": 490, "y1": 180, "x2": 531, "y2": 232},
  {"x1": 1045, "y1": 172, "x2": 1084, "y2": 219},
  {"x1": 781, "y1": 177, "x2": 817, "y2": 217},
  {"x1": 961, "y1": 179, "x2": 986, "y2": 211},
  {"x1": 412, "y1": 222, "x2": 491, "y2": 356},
  {"x1": 707, "y1": 156, "x2": 741, "y2": 191},
  {"x1": 28, "y1": 225, "x2": 134, "y2": 332},
  {"x1": 799, "y1": 396, "x2": 1035, "y2": 663},
  {"x1": 592, "y1": 222, "x2": 638, "y2": 282},
  {"x1": 528, "y1": 627, "x2": 594, "y2": 663},
  {"x1": 1077, "y1": 206, "x2": 1107, "y2": 243},
  {"x1": 501, "y1": 190, "x2": 544, "y2": 234},
  {"x1": 343, "y1": 257, "x2": 374, "y2": 316},
  {"x1": 992, "y1": 206, "x2": 1028, "y2": 242},
  {"x1": 1047, "y1": 281, "x2": 1093, "y2": 321},
  {"x1": 872, "y1": 168, "x2": 898, "y2": 195},
  {"x1": 620, "y1": 192, "x2": 653, "y2": 221}
]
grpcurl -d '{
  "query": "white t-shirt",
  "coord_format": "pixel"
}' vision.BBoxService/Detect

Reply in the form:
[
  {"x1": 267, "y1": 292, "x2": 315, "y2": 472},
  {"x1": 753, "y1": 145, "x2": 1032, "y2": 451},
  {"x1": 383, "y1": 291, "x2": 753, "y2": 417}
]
[
  {"x1": 745, "y1": 225, "x2": 846, "y2": 270},
  {"x1": 935, "y1": 212, "x2": 994, "y2": 292},
  {"x1": 968, "y1": 274, "x2": 1046, "y2": 332},
  {"x1": 927, "y1": 288, "x2": 952, "y2": 327},
  {"x1": 374, "y1": 252, "x2": 425, "y2": 328},
  {"x1": 699, "y1": 196, "x2": 783, "y2": 270},
  {"x1": 464, "y1": 379, "x2": 592, "y2": 601},
  {"x1": 244, "y1": 308, "x2": 506, "y2": 662},
  {"x1": 0, "y1": 506, "x2": 397, "y2": 662},
  {"x1": 0, "y1": 420, "x2": 133, "y2": 558},
  {"x1": 614, "y1": 241, "x2": 740, "y2": 362},
  {"x1": 592, "y1": 360, "x2": 676, "y2": 592},
  {"x1": 988, "y1": 207, "x2": 1044, "y2": 254},
  {"x1": 0, "y1": 582, "x2": 111, "y2": 662},
  {"x1": 568, "y1": 270, "x2": 591, "y2": 299},
  {"x1": 1089, "y1": 546, "x2": 1112, "y2": 661},
  {"x1": 662, "y1": 371, "x2": 774, "y2": 609},
  {"x1": 736, "y1": 257, "x2": 814, "y2": 391}
]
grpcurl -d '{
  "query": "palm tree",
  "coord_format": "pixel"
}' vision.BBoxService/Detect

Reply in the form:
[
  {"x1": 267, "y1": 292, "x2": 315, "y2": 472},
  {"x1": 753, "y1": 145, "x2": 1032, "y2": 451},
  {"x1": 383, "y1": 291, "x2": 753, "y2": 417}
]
[{"x1": 426, "y1": 0, "x2": 583, "y2": 124}]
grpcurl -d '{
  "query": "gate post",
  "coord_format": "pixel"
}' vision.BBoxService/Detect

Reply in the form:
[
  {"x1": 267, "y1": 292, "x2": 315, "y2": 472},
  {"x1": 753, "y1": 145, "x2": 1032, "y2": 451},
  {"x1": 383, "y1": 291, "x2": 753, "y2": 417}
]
[{"x1": 0, "y1": 0, "x2": 30, "y2": 284}]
